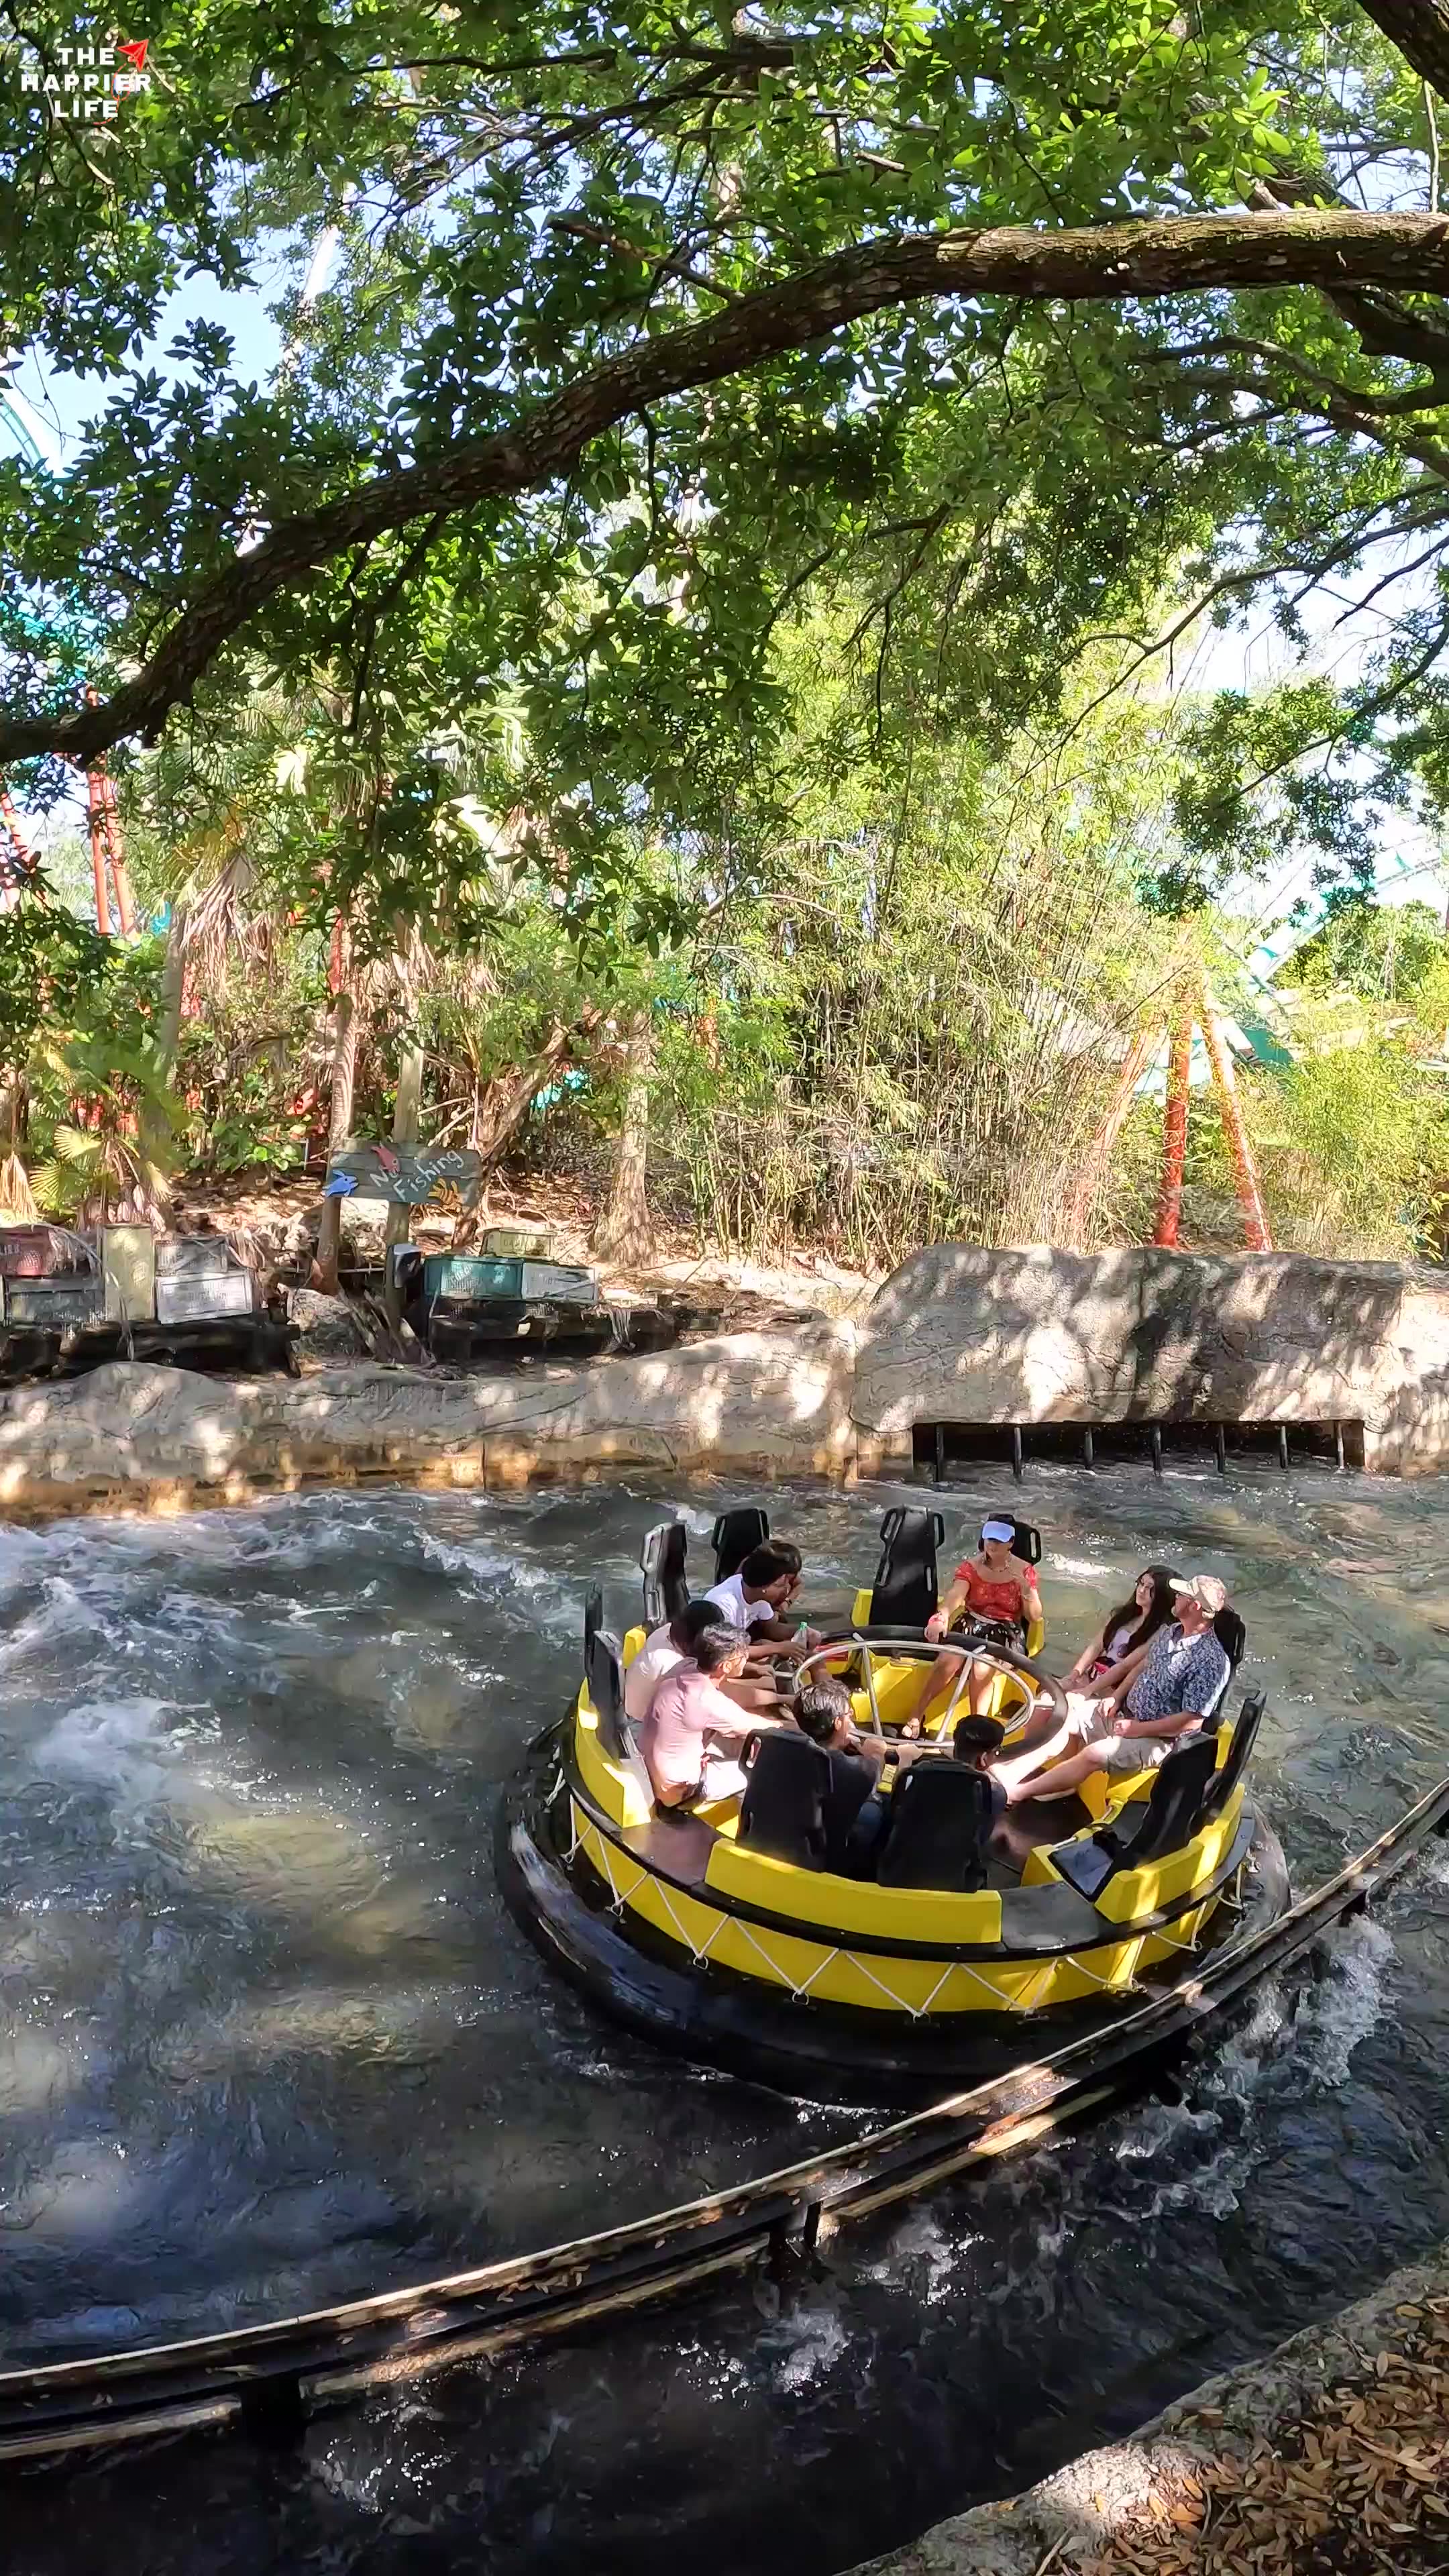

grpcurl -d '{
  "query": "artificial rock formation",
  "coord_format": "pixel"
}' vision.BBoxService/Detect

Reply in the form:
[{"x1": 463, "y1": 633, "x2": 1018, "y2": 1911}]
[
  {"x1": 0, "y1": 1325, "x2": 858, "y2": 1519},
  {"x1": 851, "y1": 1245, "x2": 1449, "y2": 1477},
  {"x1": 4, "y1": 1246, "x2": 1449, "y2": 1522}
]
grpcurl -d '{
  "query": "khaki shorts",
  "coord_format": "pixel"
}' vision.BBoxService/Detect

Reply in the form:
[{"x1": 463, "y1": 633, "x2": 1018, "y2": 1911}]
[{"x1": 1065, "y1": 1695, "x2": 1176, "y2": 1776}]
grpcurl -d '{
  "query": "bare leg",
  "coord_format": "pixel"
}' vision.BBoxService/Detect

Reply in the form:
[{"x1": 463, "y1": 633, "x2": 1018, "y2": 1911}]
[
  {"x1": 991, "y1": 1715, "x2": 1079, "y2": 1792},
  {"x1": 1002, "y1": 1742, "x2": 1114, "y2": 1807},
  {"x1": 899, "y1": 1649, "x2": 963, "y2": 1738}
]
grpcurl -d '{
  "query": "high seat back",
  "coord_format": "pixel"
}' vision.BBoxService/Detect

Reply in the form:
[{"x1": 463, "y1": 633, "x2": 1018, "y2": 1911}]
[
  {"x1": 640, "y1": 1519, "x2": 690, "y2": 1627},
  {"x1": 1214, "y1": 1607, "x2": 1246, "y2": 1671},
  {"x1": 868, "y1": 1507, "x2": 945, "y2": 1628},
  {"x1": 712, "y1": 1505, "x2": 771, "y2": 1582},
  {"x1": 1202, "y1": 1689, "x2": 1266, "y2": 1818},
  {"x1": 1051, "y1": 1730, "x2": 1220, "y2": 1898},
  {"x1": 737, "y1": 1731, "x2": 830, "y2": 1870},
  {"x1": 586, "y1": 1621, "x2": 630, "y2": 1764},
  {"x1": 584, "y1": 1584, "x2": 604, "y2": 1658},
  {"x1": 876, "y1": 1760, "x2": 996, "y2": 1892},
  {"x1": 1118, "y1": 1730, "x2": 1220, "y2": 1866},
  {"x1": 1199, "y1": 1607, "x2": 1245, "y2": 1720}
]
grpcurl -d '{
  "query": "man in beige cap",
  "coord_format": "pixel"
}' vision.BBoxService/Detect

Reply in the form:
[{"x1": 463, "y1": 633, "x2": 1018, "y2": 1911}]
[{"x1": 994, "y1": 1573, "x2": 1232, "y2": 1807}]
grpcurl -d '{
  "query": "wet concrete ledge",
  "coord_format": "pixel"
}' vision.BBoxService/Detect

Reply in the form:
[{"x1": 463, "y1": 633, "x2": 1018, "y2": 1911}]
[
  {"x1": 0, "y1": 1326, "x2": 861, "y2": 1523},
  {"x1": 849, "y1": 2239, "x2": 1449, "y2": 2576}
]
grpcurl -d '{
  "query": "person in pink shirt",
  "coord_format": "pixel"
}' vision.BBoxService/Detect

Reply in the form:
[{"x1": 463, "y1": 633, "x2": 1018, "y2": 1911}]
[{"x1": 639, "y1": 1624, "x2": 787, "y2": 1812}]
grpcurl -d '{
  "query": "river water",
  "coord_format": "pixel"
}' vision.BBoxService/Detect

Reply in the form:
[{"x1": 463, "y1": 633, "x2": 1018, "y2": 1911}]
[{"x1": 2, "y1": 1464, "x2": 1448, "y2": 2575}]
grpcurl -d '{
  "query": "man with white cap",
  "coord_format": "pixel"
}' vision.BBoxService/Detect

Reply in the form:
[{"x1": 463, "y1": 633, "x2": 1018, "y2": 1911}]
[{"x1": 993, "y1": 1573, "x2": 1231, "y2": 1807}]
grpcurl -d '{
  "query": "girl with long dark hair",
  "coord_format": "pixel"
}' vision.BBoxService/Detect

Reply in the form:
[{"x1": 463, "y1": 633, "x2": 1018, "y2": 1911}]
[{"x1": 1061, "y1": 1564, "x2": 1179, "y2": 1691}]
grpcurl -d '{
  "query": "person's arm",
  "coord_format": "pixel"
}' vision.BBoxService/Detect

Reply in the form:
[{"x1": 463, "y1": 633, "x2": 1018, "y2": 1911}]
[
  {"x1": 924, "y1": 1576, "x2": 971, "y2": 1640},
  {"x1": 702, "y1": 1693, "x2": 789, "y2": 1746},
  {"x1": 1117, "y1": 1707, "x2": 1198, "y2": 1741},
  {"x1": 844, "y1": 1729, "x2": 888, "y2": 1770},
  {"x1": 1082, "y1": 1639, "x2": 1150, "y2": 1703},
  {"x1": 1117, "y1": 1640, "x2": 1223, "y2": 1741},
  {"x1": 1061, "y1": 1619, "x2": 1110, "y2": 1686},
  {"x1": 1015, "y1": 1560, "x2": 1042, "y2": 1627}
]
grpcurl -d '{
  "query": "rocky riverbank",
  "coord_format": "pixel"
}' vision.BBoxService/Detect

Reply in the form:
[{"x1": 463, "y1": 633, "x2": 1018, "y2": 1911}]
[{"x1": 851, "y1": 2241, "x2": 1449, "y2": 2576}]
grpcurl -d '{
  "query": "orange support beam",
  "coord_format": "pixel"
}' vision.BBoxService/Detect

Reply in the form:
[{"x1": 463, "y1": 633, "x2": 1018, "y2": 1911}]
[
  {"x1": 1201, "y1": 985, "x2": 1273, "y2": 1252},
  {"x1": 1152, "y1": 991, "x2": 1193, "y2": 1248}
]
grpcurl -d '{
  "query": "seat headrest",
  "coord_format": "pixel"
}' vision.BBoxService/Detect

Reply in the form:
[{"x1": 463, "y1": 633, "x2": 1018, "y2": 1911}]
[
  {"x1": 1214, "y1": 1607, "x2": 1246, "y2": 1669},
  {"x1": 711, "y1": 1505, "x2": 771, "y2": 1582},
  {"x1": 640, "y1": 1519, "x2": 689, "y2": 1625}
]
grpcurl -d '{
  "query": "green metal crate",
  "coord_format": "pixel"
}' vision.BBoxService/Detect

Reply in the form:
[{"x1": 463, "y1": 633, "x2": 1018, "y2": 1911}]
[{"x1": 422, "y1": 1254, "x2": 598, "y2": 1308}]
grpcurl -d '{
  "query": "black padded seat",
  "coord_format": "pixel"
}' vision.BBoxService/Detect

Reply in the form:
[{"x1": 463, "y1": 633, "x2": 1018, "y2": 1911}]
[
  {"x1": 996, "y1": 1882, "x2": 1119, "y2": 1955},
  {"x1": 877, "y1": 1760, "x2": 996, "y2": 1892},
  {"x1": 712, "y1": 1505, "x2": 771, "y2": 1583},
  {"x1": 737, "y1": 1731, "x2": 831, "y2": 1870},
  {"x1": 1202, "y1": 1689, "x2": 1266, "y2": 1817},
  {"x1": 586, "y1": 1623, "x2": 631, "y2": 1764},
  {"x1": 640, "y1": 1519, "x2": 690, "y2": 1626},
  {"x1": 1050, "y1": 1732, "x2": 1220, "y2": 1900},
  {"x1": 866, "y1": 1508, "x2": 945, "y2": 1629},
  {"x1": 1214, "y1": 1607, "x2": 1246, "y2": 1672}
]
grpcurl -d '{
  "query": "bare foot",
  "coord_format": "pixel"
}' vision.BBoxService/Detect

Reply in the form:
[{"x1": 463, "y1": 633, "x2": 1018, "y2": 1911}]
[{"x1": 900, "y1": 1716, "x2": 922, "y2": 1739}]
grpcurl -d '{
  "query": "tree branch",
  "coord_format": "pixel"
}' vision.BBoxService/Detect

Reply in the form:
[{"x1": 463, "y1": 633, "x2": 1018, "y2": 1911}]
[
  {"x1": 9, "y1": 207, "x2": 1449, "y2": 765},
  {"x1": 1355, "y1": 1, "x2": 1449, "y2": 113}
]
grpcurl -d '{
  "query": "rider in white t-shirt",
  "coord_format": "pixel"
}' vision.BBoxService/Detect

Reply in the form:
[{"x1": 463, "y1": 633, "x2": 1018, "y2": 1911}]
[{"x1": 704, "y1": 1541, "x2": 823, "y2": 1661}]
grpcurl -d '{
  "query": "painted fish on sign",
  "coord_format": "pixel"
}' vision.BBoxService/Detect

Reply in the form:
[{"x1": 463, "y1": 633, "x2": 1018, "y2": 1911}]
[{"x1": 323, "y1": 1144, "x2": 486, "y2": 1209}]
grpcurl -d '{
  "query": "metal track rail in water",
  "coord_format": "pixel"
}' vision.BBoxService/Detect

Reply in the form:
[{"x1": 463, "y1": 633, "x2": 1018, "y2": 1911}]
[{"x1": 2, "y1": 1775, "x2": 1447, "y2": 2467}]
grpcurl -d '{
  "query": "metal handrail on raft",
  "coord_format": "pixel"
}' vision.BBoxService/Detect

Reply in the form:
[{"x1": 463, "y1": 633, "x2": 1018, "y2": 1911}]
[{"x1": 2, "y1": 1770, "x2": 1447, "y2": 2466}]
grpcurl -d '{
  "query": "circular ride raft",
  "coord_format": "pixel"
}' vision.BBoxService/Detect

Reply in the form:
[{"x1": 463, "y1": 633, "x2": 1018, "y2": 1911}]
[{"x1": 500, "y1": 1505, "x2": 1293, "y2": 2106}]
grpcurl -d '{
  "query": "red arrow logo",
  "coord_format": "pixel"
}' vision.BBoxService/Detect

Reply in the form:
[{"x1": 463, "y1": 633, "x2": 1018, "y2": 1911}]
[{"x1": 117, "y1": 38, "x2": 148, "y2": 69}]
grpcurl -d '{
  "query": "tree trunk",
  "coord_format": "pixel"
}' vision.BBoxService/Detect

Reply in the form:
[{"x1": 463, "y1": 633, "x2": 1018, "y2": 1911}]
[
  {"x1": 313, "y1": 918, "x2": 358, "y2": 1295},
  {"x1": 451, "y1": 1010, "x2": 604, "y2": 1248},
  {"x1": 384, "y1": 1035, "x2": 425, "y2": 1253},
  {"x1": 592, "y1": 1014, "x2": 655, "y2": 1267},
  {"x1": 0, "y1": 1074, "x2": 34, "y2": 1218},
  {"x1": 13, "y1": 208, "x2": 1449, "y2": 769}
]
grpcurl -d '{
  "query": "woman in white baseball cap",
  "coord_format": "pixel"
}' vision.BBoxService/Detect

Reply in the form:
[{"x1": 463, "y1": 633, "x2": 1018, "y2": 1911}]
[{"x1": 897, "y1": 1515, "x2": 1042, "y2": 1737}]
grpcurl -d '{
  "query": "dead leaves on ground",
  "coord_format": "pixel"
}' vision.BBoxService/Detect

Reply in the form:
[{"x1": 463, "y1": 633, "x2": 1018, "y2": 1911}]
[{"x1": 1073, "y1": 2295, "x2": 1449, "y2": 2576}]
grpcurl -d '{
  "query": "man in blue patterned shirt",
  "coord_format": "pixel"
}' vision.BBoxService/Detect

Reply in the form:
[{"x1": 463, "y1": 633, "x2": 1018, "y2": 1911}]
[{"x1": 996, "y1": 1575, "x2": 1231, "y2": 1807}]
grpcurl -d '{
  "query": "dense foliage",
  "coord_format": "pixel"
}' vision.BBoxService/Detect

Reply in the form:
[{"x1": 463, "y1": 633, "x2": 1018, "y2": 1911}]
[{"x1": 0, "y1": 3, "x2": 1447, "y2": 1261}]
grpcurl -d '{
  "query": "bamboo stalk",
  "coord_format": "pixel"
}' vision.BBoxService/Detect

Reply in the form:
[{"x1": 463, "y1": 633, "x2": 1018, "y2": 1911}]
[{"x1": 1063, "y1": 1021, "x2": 1163, "y2": 1250}]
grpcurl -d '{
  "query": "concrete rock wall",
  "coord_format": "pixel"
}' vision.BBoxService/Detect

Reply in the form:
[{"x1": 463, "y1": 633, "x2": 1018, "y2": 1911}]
[
  {"x1": 3, "y1": 1245, "x2": 1448, "y2": 1521},
  {"x1": 0, "y1": 1324, "x2": 858, "y2": 1519},
  {"x1": 851, "y1": 1245, "x2": 1449, "y2": 1476}
]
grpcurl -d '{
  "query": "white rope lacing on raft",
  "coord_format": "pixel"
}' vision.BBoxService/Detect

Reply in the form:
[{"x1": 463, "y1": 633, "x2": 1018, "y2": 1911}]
[{"x1": 570, "y1": 1805, "x2": 1212, "y2": 2015}]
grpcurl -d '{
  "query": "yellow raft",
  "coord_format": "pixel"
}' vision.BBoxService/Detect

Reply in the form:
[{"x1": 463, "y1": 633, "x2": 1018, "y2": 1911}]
[{"x1": 502, "y1": 1507, "x2": 1288, "y2": 2104}]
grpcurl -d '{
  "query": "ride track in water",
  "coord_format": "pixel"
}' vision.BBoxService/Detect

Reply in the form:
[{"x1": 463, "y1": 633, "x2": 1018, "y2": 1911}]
[{"x1": 0, "y1": 1481, "x2": 1446, "y2": 2479}]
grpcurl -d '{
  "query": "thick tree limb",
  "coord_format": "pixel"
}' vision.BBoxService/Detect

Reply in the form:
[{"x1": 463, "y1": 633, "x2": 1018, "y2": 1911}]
[
  {"x1": 1356, "y1": 1, "x2": 1449, "y2": 111},
  {"x1": 9, "y1": 207, "x2": 1449, "y2": 765}
]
